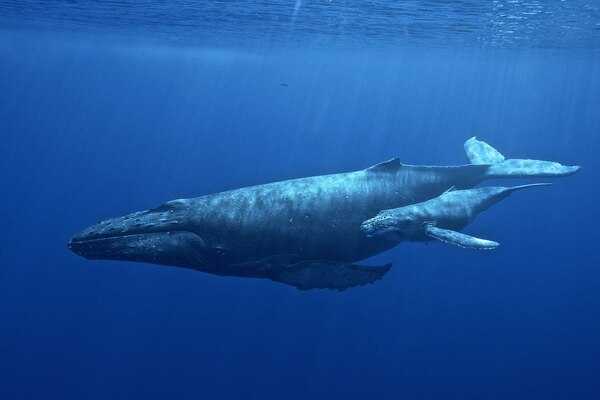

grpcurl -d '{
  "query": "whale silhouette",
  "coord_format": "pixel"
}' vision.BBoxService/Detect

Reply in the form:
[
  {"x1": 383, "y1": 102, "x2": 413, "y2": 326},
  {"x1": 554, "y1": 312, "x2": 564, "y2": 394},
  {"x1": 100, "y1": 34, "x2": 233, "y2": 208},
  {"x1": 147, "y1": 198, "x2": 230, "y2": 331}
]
[{"x1": 69, "y1": 138, "x2": 579, "y2": 290}]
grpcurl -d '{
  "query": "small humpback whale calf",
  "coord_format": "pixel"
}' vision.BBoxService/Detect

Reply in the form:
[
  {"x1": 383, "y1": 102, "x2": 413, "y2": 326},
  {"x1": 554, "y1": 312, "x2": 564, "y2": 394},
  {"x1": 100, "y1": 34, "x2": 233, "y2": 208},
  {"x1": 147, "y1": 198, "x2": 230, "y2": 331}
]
[
  {"x1": 361, "y1": 183, "x2": 551, "y2": 250},
  {"x1": 69, "y1": 138, "x2": 579, "y2": 290}
]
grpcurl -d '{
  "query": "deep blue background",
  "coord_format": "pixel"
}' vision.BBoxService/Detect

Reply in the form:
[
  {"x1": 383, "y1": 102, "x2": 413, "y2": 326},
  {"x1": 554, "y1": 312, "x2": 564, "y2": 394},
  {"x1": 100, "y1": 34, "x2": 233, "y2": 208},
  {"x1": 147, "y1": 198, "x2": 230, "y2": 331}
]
[{"x1": 1, "y1": 30, "x2": 600, "y2": 399}]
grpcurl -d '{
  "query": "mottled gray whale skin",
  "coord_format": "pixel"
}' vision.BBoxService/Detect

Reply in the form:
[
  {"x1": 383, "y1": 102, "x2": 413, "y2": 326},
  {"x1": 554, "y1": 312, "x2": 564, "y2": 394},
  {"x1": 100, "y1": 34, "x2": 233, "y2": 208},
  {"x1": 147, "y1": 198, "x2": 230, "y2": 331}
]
[
  {"x1": 69, "y1": 162, "x2": 487, "y2": 286},
  {"x1": 68, "y1": 138, "x2": 579, "y2": 290},
  {"x1": 361, "y1": 183, "x2": 552, "y2": 250}
]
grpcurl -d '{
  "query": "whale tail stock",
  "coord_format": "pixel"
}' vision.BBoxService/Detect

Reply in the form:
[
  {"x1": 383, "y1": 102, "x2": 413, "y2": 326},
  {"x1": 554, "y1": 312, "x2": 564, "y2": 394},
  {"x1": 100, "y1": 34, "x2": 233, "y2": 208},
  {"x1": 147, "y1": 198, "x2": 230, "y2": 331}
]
[{"x1": 464, "y1": 137, "x2": 580, "y2": 178}]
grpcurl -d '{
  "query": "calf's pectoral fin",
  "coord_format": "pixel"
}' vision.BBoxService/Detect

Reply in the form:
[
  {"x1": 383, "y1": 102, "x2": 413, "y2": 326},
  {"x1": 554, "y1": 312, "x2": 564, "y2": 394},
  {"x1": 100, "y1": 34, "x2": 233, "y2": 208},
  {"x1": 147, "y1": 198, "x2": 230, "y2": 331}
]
[
  {"x1": 425, "y1": 225, "x2": 499, "y2": 250},
  {"x1": 271, "y1": 261, "x2": 392, "y2": 291}
]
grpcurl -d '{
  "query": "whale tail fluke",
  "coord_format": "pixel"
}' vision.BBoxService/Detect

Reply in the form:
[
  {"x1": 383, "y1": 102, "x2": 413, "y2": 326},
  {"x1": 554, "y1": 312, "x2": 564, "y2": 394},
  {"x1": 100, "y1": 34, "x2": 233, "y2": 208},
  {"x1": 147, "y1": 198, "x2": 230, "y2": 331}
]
[
  {"x1": 464, "y1": 137, "x2": 580, "y2": 178},
  {"x1": 464, "y1": 137, "x2": 506, "y2": 165}
]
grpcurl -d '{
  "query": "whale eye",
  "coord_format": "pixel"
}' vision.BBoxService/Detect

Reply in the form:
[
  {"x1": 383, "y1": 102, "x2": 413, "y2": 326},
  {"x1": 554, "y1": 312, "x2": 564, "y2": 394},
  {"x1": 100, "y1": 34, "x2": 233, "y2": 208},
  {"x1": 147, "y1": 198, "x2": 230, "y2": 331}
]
[
  {"x1": 400, "y1": 215, "x2": 421, "y2": 227},
  {"x1": 391, "y1": 216, "x2": 410, "y2": 227}
]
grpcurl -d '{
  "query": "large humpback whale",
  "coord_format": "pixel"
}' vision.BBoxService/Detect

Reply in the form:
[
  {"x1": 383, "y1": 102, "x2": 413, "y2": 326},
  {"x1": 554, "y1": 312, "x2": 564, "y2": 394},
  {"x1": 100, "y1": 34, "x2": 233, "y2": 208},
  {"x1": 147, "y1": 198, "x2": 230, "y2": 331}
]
[{"x1": 69, "y1": 138, "x2": 579, "y2": 290}]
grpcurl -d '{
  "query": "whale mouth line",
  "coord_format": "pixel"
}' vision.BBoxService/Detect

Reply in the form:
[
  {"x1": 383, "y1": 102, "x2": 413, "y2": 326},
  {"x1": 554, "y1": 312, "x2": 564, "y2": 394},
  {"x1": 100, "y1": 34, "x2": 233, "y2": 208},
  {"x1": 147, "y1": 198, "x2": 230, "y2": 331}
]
[
  {"x1": 69, "y1": 232, "x2": 160, "y2": 245},
  {"x1": 69, "y1": 217, "x2": 195, "y2": 243},
  {"x1": 67, "y1": 229, "x2": 204, "y2": 261},
  {"x1": 68, "y1": 231, "x2": 165, "y2": 256},
  {"x1": 68, "y1": 228, "x2": 200, "y2": 246}
]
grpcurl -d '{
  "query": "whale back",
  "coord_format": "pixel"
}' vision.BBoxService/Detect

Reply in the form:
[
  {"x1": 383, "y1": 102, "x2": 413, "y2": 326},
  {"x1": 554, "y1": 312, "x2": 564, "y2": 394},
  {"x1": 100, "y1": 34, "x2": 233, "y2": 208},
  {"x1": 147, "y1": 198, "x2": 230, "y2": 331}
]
[{"x1": 182, "y1": 163, "x2": 489, "y2": 266}]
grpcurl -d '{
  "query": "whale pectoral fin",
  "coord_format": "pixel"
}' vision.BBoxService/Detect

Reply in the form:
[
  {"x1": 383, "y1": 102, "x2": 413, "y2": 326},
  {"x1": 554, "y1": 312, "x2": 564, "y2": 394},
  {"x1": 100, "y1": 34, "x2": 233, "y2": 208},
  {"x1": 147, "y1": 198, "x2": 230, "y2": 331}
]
[
  {"x1": 272, "y1": 261, "x2": 392, "y2": 291},
  {"x1": 425, "y1": 225, "x2": 499, "y2": 250}
]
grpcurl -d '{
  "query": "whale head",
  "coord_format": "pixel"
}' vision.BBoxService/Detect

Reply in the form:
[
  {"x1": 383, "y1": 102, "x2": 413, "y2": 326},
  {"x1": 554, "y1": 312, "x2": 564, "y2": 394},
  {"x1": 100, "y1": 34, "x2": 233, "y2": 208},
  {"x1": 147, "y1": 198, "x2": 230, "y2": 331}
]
[
  {"x1": 68, "y1": 199, "x2": 212, "y2": 269},
  {"x1": 361, "y1": 205, "x2": 427, "y2": 239}
]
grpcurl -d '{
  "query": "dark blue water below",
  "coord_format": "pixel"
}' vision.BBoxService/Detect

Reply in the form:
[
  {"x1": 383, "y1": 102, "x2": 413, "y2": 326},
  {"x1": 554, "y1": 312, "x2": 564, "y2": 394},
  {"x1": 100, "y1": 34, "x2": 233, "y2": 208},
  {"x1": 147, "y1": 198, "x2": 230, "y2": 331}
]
[{"x1": 1, "y1": 6, "x2": 600, "y2": 399}]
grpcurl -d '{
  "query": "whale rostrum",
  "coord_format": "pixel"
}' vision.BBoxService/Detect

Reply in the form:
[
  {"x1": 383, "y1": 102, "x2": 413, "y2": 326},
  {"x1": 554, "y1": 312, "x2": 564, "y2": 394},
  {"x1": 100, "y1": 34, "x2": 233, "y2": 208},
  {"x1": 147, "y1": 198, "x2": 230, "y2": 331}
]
[{"x1": 69, "y1": 138, "x2": 579, "y2": 290}]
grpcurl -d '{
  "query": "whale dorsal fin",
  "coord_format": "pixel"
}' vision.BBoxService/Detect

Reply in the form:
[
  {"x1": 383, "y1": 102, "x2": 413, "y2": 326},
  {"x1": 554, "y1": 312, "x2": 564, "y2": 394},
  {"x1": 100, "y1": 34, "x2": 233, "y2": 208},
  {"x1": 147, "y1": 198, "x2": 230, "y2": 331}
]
[{"x1": 366, "y1": 158, "x2": 403, "y2": 173}]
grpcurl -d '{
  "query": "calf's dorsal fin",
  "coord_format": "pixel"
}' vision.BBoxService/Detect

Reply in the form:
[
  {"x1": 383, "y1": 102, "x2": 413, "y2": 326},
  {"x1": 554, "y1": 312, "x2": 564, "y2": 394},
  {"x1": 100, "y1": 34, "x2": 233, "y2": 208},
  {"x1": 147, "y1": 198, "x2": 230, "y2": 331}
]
[{"x1": 442, "y1": 185, "x2": 456, "y2": 195}]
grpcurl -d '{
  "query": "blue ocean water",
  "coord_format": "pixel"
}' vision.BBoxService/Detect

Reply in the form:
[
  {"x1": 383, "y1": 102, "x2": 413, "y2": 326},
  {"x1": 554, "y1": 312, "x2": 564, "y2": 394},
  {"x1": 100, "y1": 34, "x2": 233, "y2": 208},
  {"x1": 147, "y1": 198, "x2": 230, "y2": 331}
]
[{"x1": 1, "y1": 2, "x2": 600, "y2": 399}]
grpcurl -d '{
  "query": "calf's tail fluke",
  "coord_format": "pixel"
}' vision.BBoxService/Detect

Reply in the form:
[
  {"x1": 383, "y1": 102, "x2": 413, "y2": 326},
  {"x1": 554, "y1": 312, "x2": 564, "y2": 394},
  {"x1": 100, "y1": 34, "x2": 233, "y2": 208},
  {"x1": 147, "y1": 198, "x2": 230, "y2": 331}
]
[{"x1": 464, "y1": 137, "x2": 580, "y2": 178}]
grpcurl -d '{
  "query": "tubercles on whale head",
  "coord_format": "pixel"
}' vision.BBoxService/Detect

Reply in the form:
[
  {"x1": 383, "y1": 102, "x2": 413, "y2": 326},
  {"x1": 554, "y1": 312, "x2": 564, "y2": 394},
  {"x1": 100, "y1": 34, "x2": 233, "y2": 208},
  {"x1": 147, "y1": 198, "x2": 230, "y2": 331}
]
[
  {"x1": 67, "y1": 201, "x2": 210, "y2": 269},
  {"x1": 361, "y1": 206, "x2": 425, "y2": 239}
]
